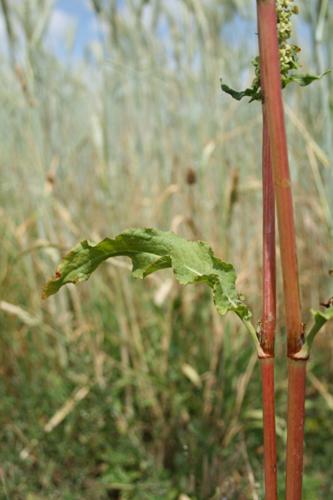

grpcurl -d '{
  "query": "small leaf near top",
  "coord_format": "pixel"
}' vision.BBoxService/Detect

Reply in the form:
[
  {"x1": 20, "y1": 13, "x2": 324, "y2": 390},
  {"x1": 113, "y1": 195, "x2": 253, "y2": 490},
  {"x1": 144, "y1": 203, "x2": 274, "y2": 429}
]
[
  {"x1": 283, "y1": 70, "x2": 331, "y2": 88},
  {"x1": 220, "y1": 80, "x2": 261, "y2": 103}
]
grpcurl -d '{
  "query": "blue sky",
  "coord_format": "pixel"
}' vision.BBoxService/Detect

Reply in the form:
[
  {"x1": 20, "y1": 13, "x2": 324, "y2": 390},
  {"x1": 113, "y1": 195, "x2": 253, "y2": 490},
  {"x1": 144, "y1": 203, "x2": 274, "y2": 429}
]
[
  {"x1": 0, "y1": 0, "x2": 183, "y2": 62},
  {"x1": 48, "y1": 0, "x2": 255, "y2": 61},
  {"x1": 47, "y1": 0, "x2": 180, "y2": 62},
  {"x1": 43, "y1": 0, "x2": 313, "y2": 67},
  {"x1": 49, "y1": 0, "x2": 102, "y2": 59}
]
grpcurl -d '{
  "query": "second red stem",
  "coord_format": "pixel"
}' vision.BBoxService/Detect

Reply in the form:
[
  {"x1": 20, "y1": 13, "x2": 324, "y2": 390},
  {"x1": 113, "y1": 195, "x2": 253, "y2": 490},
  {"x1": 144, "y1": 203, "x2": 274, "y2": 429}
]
[{"x1": 260, "y1": 107, "x2": 277, "y2": 499}]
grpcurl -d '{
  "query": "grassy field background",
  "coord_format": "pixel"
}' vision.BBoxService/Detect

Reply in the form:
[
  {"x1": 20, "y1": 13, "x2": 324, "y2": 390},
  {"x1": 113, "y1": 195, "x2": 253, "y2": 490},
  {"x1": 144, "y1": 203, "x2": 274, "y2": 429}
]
[{"x1": 0, "y1": 1, "x2": 332, "y2": 498}]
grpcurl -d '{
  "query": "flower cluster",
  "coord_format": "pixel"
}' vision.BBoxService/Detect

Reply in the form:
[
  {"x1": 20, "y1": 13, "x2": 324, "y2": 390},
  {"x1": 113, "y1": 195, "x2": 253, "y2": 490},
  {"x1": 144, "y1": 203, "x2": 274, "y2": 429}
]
[
  {"x1": 251, "y1": 0, "x2": 300, "y2": 95},
  {"x1": 277, "y1": 0, "x2": 301, "y2": 86},
  {"x1": 221, "y1": 0, "x2": 326, "y2": 102}
]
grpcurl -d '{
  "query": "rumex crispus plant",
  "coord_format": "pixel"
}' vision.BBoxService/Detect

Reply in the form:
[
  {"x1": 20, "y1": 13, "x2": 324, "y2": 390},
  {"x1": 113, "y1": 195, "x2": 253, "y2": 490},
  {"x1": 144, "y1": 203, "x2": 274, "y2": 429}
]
[{"x1": 43, "y1": 1, "x2": 332, "y2": 498}]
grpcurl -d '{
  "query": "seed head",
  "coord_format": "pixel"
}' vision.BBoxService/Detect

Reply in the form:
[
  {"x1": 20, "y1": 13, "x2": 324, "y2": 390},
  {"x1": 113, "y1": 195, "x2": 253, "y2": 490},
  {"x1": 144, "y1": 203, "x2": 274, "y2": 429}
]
[
  {"x1": 186, "y1": 167, "x2": 197, "y2": 185},
  {"x1": 251, "y1": 0, "x2": 300, "y2": 96}
]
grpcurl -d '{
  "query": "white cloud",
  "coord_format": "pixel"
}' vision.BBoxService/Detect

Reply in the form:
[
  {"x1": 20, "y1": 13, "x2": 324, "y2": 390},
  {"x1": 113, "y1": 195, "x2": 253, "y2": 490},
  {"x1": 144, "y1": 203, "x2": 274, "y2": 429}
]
[{"x1": 47, "y1": 8, "x2": 76, "y2": 47}]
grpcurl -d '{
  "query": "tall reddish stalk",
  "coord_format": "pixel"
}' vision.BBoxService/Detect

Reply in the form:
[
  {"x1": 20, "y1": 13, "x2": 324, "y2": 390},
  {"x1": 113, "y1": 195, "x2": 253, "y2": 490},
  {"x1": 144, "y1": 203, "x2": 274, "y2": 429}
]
[
  {"x1": 256, "y1": 1, "x2": 306, "y2": 498},
  {"x1": 285, "y1": 359, "x2": 307, "y2": 499},
  {"x1": 259, "y1": 108, "x2": 277, "y2": 499}
]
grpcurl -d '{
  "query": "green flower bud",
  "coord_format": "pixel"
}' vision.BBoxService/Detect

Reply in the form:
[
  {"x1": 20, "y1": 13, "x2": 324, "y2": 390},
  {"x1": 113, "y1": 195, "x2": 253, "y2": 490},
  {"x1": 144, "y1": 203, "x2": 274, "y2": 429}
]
[{"x1": 250, "y1": 0, "x2": 300, "y2": 94}]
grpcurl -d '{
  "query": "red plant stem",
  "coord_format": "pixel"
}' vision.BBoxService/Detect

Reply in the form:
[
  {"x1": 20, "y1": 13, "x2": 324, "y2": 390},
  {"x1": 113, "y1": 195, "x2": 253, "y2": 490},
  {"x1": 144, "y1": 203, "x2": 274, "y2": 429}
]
[
  {"x1": 261, "y1": 108, "x2": 276, "y2": 358},
  {"x1": 285, "y1": 360, "x2": 306, "y2": 499},
  {"x1": 256, "y1": 0, "x2": 303, "y2": 356},
  {"x1": 256, "y1": 2, "x2": 306, "y2": 498},
  {"x1": 260, "y1": 358, "x2": 277, "y2": 500},
  {"x1": 259, "y1": 107, "x2": 277, "y2": 499}
]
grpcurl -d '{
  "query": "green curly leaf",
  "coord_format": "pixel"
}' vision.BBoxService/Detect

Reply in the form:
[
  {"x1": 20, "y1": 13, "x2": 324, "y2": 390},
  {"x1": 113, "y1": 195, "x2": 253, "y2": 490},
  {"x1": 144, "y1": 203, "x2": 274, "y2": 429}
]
[
  {"x1": 43, "y1": 228, "x2": 252, "y2": 322},
  {"x1": 220, "y1": 80, "x2": 261, "y2": 102},
  {"x1": 283, "y1": 70, "x2": 330, "y2": 88}
]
